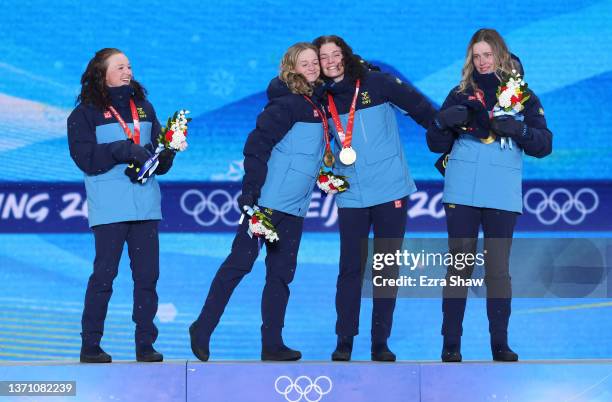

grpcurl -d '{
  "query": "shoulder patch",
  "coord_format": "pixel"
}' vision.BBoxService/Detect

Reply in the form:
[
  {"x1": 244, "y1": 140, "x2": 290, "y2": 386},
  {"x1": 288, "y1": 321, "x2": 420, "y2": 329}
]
[
  {"x1": 538, "y1": 107, "x2": 545, "y2": 116},
  {"x1": 395, "y1": 77, "x2": 402, "y2": 85}
]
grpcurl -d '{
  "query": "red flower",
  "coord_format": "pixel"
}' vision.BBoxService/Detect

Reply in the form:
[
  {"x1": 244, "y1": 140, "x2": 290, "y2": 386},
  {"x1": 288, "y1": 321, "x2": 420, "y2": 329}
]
[
  {"x1": 183, "y1": 129, "x2": 188, "y2": 137},
  {"x1": 318, "y1": 175, "x2": 329, "y2": 183},
  {"x1": 165, "y1": 130, "x2": 174, "y2": 143},
  {"x1": 501, "y1": 86, "x2": 508, "y2": 92},
  {"x1": 251, "y1": 216, "x2": 258, "y2": 224},
  {"x1": 511, "y1": 95, "x2": 519, "y2": 104},
  {"x1": 329, "y1": 183, "x2": 337, "y2": 190}
]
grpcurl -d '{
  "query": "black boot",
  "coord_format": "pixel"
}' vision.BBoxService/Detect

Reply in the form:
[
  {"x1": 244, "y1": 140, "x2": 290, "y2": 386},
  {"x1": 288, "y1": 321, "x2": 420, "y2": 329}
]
[
  {"x1": 371, "y1": 342, "x2": 396, "y2": 362},
  {"x1": 136, "y1": 345, "x2": 163, "y2": 362},
  {"x1": 261, "y1": 345, "x2": 302, "y2": 361},
  {"x1": 441, "y1": 337, "x2": 462, "y2": 362},
  {"x1": 331, "y1": 336, "x2": 353, "y2": 361},
  {"x1": 189, "y1": 322, "x2": 210, "y2": 362},
  {"x1": 491, "y1": 330, "x2": 518, "y2": 362},
  {"x1": 492, "y1": 344, "x2": 518, "y2": 362},
  {"x1": 80, "y1": 345, "x2": 112, "y2": 363}
]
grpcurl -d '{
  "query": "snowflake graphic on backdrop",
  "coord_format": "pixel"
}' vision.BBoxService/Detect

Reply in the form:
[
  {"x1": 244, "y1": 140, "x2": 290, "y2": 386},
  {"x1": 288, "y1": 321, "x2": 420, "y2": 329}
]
[
  {"x1": 211, "y1": 160, "x2": 244, "y2": 181},
  {"x1": 208, "y1": 69, "x2": 236, "y2": 98}
]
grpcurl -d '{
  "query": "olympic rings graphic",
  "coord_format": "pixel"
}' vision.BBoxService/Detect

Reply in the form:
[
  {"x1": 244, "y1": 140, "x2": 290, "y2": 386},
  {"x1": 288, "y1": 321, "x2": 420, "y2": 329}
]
[
  {"x1": 180, "y1": 189, "x2": 242, "y2": 227},
  {"x1": 274, "y1": 375, "x2": 333, "y2": 402},
  {"x1": 523, "y1": 187, "x2": 599, "y2": 225}
]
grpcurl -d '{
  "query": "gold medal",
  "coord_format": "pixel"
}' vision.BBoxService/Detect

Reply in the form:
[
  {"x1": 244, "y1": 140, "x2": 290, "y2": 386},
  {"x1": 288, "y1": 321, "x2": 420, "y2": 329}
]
[
  {"x1": 480, "y1": 131, "x2": 497, "y2": 144},
  {"x1": 323, "y1": 151, "x2": 335, "y2": 167}
]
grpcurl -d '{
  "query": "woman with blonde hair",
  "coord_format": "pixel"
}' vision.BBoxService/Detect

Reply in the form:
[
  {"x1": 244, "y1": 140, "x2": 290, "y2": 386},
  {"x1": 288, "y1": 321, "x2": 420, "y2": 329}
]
[
  {"x1": 189, "y1": 42, "x2": 326, "y2": 361},
  {"x1": 426, "y1": 28, "x2": 552, "y2": 362}
]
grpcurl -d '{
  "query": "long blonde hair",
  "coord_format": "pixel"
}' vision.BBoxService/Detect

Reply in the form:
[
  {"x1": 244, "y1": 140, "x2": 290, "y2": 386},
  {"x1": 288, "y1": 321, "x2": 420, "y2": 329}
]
[
  {"x1": 279, "y1": 42, "x2": 321, "y2": 96},
  {"x1": 458, "y1": 28, "x2": 518, "y2": 93}
]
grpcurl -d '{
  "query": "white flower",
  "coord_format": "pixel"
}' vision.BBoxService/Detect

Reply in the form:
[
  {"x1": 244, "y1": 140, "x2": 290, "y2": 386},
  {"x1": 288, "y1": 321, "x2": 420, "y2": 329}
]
[
  {"x1": 169, "y1": 131, "x2": 187, "y2": 151},
  {"x1": 498, "y1": 92, "x2": 512, "y2": 108},
  {"x1": 249, "y1": 218, "x2": 279, "y2": 242}
]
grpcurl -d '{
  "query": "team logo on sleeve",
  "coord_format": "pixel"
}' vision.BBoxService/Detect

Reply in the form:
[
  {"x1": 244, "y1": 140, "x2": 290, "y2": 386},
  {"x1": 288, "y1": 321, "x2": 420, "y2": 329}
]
[
  {"x1": 137, "y1": 107, "x2": 147, "y2": 118},
  {"x1": 360, "y1": 91, "x2": 371, "y2": 105},
  {"x1": 538, "y1": 107, "x2": 545, "y2": 116}
]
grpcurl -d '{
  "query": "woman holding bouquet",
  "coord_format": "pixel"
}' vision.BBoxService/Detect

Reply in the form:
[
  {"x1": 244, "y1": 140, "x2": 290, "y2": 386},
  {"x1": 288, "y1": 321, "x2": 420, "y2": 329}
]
[
  {"x1": 426, "y1": 28, "x2": 552, "y2": 362},
  {"x1": 68, "y1": 48, "x2": 175, "y2": 363},
  {"x1": 189, "y1": 42, "x2": 326, "y2": 362},
  {"x1": 313, "y1": 35, "x2": 436, "y2": 362}
]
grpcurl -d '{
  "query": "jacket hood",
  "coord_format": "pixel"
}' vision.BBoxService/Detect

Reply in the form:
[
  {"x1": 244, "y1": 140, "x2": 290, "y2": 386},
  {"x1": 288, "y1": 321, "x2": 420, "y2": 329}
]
[{"x1": 266, "y1": 77, "x2": 292, "y2": 100}]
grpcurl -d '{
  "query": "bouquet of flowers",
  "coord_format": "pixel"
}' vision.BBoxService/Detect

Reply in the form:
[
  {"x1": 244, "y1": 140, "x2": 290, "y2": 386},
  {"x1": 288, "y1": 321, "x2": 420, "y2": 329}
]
[
  {"x1": 493, "y1": 70, "x2": 529, "y2": 149},
  {"x1": 136, "y1": 110, "x2": 191, "y2": 181},
  {"x1": 316, "y1": 168, "x2": 350, "y2": 195},
  {"x1": 243, "y1": 206, "x2": 279, "y2": 243},
  {"x1": 157, "y1": 109, "x2": 191, "y2": 152}
]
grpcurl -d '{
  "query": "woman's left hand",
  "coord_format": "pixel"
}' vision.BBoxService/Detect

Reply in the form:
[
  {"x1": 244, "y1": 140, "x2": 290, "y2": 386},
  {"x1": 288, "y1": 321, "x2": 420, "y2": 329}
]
[
  {"x1": 154, "y1": 149, "x2": 176, "y2": 175},
  {"x1": 491, "y1": 115, "x2": 528, "y2": 141}
]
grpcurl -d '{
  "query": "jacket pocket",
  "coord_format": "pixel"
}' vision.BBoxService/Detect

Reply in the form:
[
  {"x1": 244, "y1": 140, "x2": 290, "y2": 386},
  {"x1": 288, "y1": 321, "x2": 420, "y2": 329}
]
[{"x1": 490, "y1": 146, "x2": 523, "y2": 169}]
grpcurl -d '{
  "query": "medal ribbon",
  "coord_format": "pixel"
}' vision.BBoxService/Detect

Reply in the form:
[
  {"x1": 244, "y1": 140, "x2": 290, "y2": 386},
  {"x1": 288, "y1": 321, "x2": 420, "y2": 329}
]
[
  {"x1": 303, "y1": 95, "x2": 331, "y2": 155},
  {"x1": 327, "y1": 79, "x2": 360, "y2": 149},
  {"x1": 108, "y1": 98, "x2": 140, "y2": 144}
]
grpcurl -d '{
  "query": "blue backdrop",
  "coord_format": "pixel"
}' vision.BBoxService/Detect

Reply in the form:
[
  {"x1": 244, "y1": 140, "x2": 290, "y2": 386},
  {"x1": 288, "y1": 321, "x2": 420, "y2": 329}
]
[
  {"x1": 1, "y1": 0, "x2": 611, "y2": 182},
  {"x1": 1, "y1": 0, "x2": 611, "y2": 363}
]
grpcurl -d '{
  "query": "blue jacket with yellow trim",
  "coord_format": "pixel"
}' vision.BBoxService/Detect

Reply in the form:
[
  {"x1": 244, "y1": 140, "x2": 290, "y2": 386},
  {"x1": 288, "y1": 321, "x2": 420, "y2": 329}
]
[
  {"x1": 243, "y1": 78, "x2": 325, "y2": 217},
  {"x1": 67, "y1": 85, "x2": 162, "y2": 227},
  {"x1": 326, "y1": 71, "x2": 436, "y2": 208},
  {"x1": 426, "y1": 78, "x2": 553, "y2": 213}
]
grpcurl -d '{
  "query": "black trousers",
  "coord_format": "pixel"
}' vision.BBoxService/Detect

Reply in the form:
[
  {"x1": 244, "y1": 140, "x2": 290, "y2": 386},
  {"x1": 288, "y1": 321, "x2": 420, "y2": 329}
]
[
  {"x1": 336, "y1": 196, "x2": 409, "y2": 343},
  {"x1": 81, "y1": 220, "x2": 160, "y2": 348},
  {"x1": 442, "y1": 203, "x2": 517, "y2": 345},
  {"x1": 193, "y1": 210, "x2": 303, "y2": 348}
]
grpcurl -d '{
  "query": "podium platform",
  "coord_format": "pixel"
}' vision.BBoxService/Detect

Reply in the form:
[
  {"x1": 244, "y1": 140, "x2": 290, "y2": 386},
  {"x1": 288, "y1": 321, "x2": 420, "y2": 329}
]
[{"x1": 1, "y1": 360, "x2": 611, "y2": 401}]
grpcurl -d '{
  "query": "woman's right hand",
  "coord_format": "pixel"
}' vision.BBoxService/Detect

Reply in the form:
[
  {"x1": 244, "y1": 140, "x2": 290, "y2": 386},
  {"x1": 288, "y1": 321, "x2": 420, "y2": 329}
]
[
  {"x1": 129, "y1": 142, "x2": 153, "y2": 165},
  {"x1": 435, "y1": 105, "x2": 470, "y2": 129}
]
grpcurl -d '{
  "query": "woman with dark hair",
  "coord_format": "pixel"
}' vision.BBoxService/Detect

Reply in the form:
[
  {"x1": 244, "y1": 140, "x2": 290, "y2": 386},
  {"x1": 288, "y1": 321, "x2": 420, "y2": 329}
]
[
  {"x1": 68, "y1": 48, "x2": 174, "y2": 363},
  {"x1": 426, "y1": 28, "x2": 552, "y2": 362},
  {"x1": 313, "y1": 35, "x2": 436, "y2": 362},
  {"x1": 189, "y1": 42, "x2": 326, "y2": 362}
]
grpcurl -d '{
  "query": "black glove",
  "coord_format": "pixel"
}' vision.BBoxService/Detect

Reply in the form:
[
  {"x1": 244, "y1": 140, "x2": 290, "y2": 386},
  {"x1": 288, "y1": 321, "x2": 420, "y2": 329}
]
[
  {"x1": 124, "y1": 160, "x2": 142, "y2": 183},
  {"x1": 129, "y1": 142, "x2": 153, "y2": 165},
  {"x1": 124, "y1": 143, "x2": 155, "y2": 183},
  {"x1": 154, "y1": 149, "x2": 176, "y2": 176},
  {"x1": 435, "y1": 105, "x2": 470, "y2": 130},
  {"x1": 460, "y1": 99, "x2": 491, "y2": 139},
  {"x1": 491, "y1": 115, "x2": 528, "y2": 141},
  {"x1": 237, "y1": 193, "x2": 255, "y2": 213}
]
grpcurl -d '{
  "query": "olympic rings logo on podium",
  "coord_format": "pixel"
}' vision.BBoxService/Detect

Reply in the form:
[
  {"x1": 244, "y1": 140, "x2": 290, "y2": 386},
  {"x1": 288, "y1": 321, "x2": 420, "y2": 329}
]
[
  {"x1": 523, "y1": 188, "x2": 599, "y2": 225},
  {"x1": 274, "y1": 375, "x2": 332, "y2": 402},
  {"x1": 180, "y1": 189, "x2": 242, "y2": 227}
]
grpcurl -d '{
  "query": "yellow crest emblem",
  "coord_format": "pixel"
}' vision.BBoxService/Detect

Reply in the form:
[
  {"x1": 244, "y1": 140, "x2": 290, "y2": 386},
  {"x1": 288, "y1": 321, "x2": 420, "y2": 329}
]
[{"x1": 360, "y1": 91, "x2": 371, "y2": 105}]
